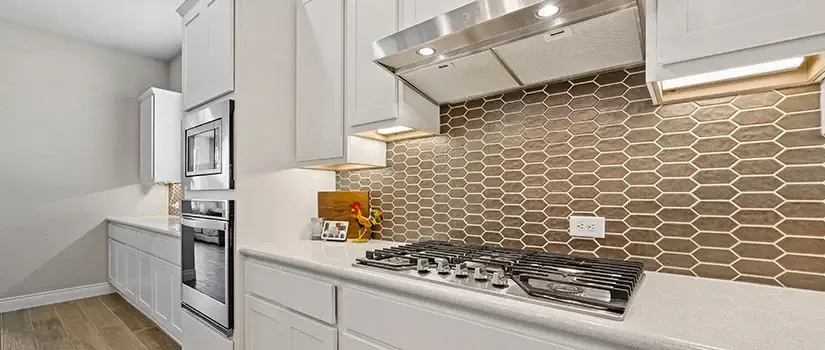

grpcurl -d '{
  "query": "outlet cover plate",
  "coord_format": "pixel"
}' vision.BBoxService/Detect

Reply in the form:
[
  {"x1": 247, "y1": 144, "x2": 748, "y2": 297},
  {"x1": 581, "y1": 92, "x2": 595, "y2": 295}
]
[{"x1": 569, "y1": 216, "x2": 606, "y2": 238}]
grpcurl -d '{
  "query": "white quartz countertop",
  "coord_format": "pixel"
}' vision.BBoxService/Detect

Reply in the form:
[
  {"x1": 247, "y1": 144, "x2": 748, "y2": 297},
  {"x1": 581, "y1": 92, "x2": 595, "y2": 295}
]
[
  {"x1": 108, "y1": 215, "x2": 181, "y2": 238},
  {"x1": 239, "y1": 240, "x2": 825, "y2": 350}
]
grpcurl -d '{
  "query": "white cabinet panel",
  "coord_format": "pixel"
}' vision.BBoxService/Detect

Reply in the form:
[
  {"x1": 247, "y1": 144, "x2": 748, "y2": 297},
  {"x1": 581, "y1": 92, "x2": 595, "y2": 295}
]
[
  {"x1": 108, "y1": 239, "x2": 118, "y2": 288},
  {"x1": 342, "y1": 288, "x2": 572, "y2": 350},
  {"x1": 180, "y1": 0, "x2": 235, "y2": 111},
  {"x1": 137, "y1": 250, "x2": 154, "y2": 315},
  {"x1": 245, "y1": 295, "x2": 336, "y2": 350},
  {"x1": 154, "y1": 256, "x2": 183, "y2": 342},
  {"x1": 139, "y1": 96, "x2": 154, "y2": 182},
  {"x1": 401, "y1": 0, "x2": 474, "y2": 28},
  {"x1": 296, "y1": 0, "x2": 345, "y2": 162},
  {"x1": 115, "y1": 242, "x2": 128, "y2": 293},
  {"x1": 656, "y1": 0, "x2": 825, "y2": 65},
  {"x1": 124, "y1": 245, "x2": 139, "y2": 303},
  {"x1": 183, "y1": 309, "x2": 233, "y2": 350},
  {"x1": 340, "y1": 331, "x2": 392, "y2": 350}
]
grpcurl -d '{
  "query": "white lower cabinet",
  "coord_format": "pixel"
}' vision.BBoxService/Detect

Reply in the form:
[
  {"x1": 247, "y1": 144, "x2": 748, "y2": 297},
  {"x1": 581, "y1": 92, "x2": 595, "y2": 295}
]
[
  {"x1": 245, "y1": 295, "x2": 336, "y2": 350},
  {"x1": 108, "y1": 223, "x2": 182, "y2": 344},
  {"x1": 339, "y1": 331, "x2": 390, "y2": 350},
  {"x1": 154, "y1": 256, "x2": 183, "y2": 342}
]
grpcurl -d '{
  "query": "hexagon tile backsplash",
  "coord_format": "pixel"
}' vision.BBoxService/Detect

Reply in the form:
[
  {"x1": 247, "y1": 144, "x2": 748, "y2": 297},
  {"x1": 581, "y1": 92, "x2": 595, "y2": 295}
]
[{"x1": 336, "y1": 66, "x2": 825, "y2": 292}]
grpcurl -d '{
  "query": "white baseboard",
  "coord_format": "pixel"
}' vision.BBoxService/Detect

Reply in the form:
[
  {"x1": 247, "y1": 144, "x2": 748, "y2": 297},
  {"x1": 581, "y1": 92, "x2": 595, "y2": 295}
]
[{"x1": 0, "y1": 282, "x2": 115, "y2": 313}]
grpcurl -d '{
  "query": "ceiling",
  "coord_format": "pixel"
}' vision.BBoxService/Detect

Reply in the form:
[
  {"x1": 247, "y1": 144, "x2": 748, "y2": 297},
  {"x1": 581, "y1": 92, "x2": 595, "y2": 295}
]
[{"x1": 0, "y1": 0, "x2": 182, "y2": 60}]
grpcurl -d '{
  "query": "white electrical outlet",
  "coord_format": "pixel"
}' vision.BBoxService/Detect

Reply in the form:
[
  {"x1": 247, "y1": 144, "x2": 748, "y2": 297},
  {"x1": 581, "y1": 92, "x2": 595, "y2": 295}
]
[{"x1": 569, "y1": 216, "x2": 606, "y2": 238}]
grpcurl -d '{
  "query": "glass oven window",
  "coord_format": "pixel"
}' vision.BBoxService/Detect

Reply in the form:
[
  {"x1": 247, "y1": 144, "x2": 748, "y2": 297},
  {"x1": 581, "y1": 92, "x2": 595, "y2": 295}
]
[
  {"x1": 181, "y1": 221, "x2": 227, "y2": 304},
  {"x1": 187, "y1": 127, "x2": 221, "y2": 174}
]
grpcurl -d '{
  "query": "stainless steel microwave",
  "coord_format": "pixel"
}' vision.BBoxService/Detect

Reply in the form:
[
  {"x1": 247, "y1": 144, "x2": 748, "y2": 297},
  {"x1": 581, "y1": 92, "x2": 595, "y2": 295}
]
[{"x1": 182, "y1": 99, "x2": 233, "y2": 191}]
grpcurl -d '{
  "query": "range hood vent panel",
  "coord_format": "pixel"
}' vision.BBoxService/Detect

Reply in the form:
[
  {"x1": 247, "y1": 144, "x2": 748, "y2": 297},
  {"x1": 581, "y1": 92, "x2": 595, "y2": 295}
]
[
  {"x1": 400, "y1": 51, "x2": 520, "y2": 104},
  {"x1": 494, "y1": 8, "x2": 643, "y2": 86}
]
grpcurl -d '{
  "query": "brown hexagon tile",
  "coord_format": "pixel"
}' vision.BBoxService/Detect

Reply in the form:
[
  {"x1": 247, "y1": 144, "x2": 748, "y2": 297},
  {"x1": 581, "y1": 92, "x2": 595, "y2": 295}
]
[
  {"x1": 625, "y1": 214, "x2": 662, "y2": 229},
  {"x1": 595, "y1": 152, "x2": 629, "y2": 165},
  {"x1": 776, "y1": 110, "x2": 820, "y2": 130},
  {"x1": 501, "y1": 90, "x2": 526, "y2": 102},
  {"x1": 732, "y1": 176, "x2": 783, "y2": 192},
  {"x1": 502, "y1": 101, "x2": 526, "y2": 113},
  {"x1": 569, "y1": 82, "x2": 598, "y2": 96},
  {"x1": 567, "y1": 109, "x2": 599, "y2": 123},
  {"x1": 695, "y1": 96, "x2": 735, "y2": 106},
  {"x1": 777, "y1": 220, "x2": 825, "y2": 237},
  {"x1": 568, "y1": 160, "x2": 599, "y2": 173},
  {"x1": 692, "y1": 105, "x2": 737, "y2": 121},
  {"x1": 657, "y1": 253, "x2": 699, "y2": 268},
  {"x1": 776, "y1": 93, "x2": 820, "y2": 112},
  {"x1": 624, "y1": 100, "x2": 657, "y2": 115},
  {"x1": 595, "y1": 71, "x2": 628, "y2": 85},
  {"x1": 727, "y1": 142, "x2": 785, "y2": 160},
  {"x1": 692, "y1": 153, "x2": 738, "y2": 168},
  {"x1": 658, "y1": 238, "x2": 699, "y2": 253},
  {"x1": 595, "y1": 125, "x2": 630, "y2": 138},
  {"x1": 733, "y1": 259, "x2": 784, "y2": 277},
  {"x1": 732, "y1": 91, "x2": 782, "y2": 109},
  {"x1": 568, "y1": 95, "x2": 598, "y2": 109},
  {"x1": 656, "y1": 133, "x2": 698, "y2": 148},
  {"x1": 595, "y1": 166, "x2": 629, "y2": 179},
  {"x1": 656, "y1": 178, "x2": 698, "y2": 192},
  {"x1": 626, "y1": 228, "x2": 664, "y2": 242},
  {"x1": 777, "y1": 184, "x2": 825, "y2": 200},
  {"x1": 544, "y1": 93, "x2": 572, "y2": 107},
  {"x1": 693, "y1": 264, "x2": 738, "y2": 280},
  {"x1": 692, "y1": 201, "x2": 738, "y2": 216},
  {"x1": 594, "y1": 111, "x2": 630, "y2": 125},
  {"x1": 658, "y1": 267, "x2": 694, "y2": 276},
  {"x1": 656, "y1": 102, "x2": 697, "y2": 118},
  {"x1": 777, "y1": 165, "x2": 825, "y2": 183},
  {"x1": 693, "y1": 216, "x2": 738, "y2": 232},
  {"x1": 523, "y1": 104, "x2": 548, "y2": 116},
  {"x1": 595, "y1": 179, "x2": 629, "y2": 192},
  {"x1": 595, "y1": 84, "x2": 628, "y2": 99},
  {"x1": 733, "y1": 243, "x2": 783, "y2": 260},
  {"x1": 595, "y1": 247, "x2": 630, "y2": 260},
  {"x1": 625, "y1": 158, "x2": 661, "y2": 171},
  {"x1": 624, "y1": 186, "x2": 661, "y2": 199},
  {"x1": 693, "y1": 185, "x2": 738, "y2": 200},
  {"x1": 693, "y1": 169, "x2": 737, "y2": 184},
  {"x1": 594, "y1": 97, "x2": 628, "y2": 112},
  {"x1": 569, "y1": 238, "x2": 599, "y2": 251},
  {"x1": 595, "y1": 193, "x2": 629, "y2": 206},
  {"x1": 778, "y1": 202, "x2": 825, "y2": 218},
  {"x1": 732, "y1": 193, "x2": 783, "y2": 209},
  {"x1": 777, "y1": 237, "x2": 825, "y2": 255},
  {"x1": 625, "y1": 128, "x2": 662, "y2": 142},
  {"x1": 731, "y1": 107, "x2": 783, "y2": 126},
  {"x1": 656, "y1": 193, "x2": 698, "y2": 207},
  {"x1": 626, "y1": 200, "x2": 662, "y2": 214},
  {"x1": 656, "y1": 148, "x2": 698, "y2": 163},
  {"x1": 731, "y1": 125, "x2": 782, "y2": 142},
  {"x1": 569, "y1": 121, "x2": 599, "y2": 135},
  {"x1": 595, "y1": 139, "x2": 630, "y2": 152},
  {"x1": 732, "y1": 210, "x2": 783, "y2": 226},
  {"x1": 596, "y1": 207, "x2": 630, "y2": 220},
  {"x1": 656, "y1": 117, "x2": 696, "y2": 133},
  {"x1": 693, "y1": 248, "x2": 738, "y2": 264},
  {"x1": 544, "y1": 81, "x2": 572, "y2": 94},
  {"x1": 776, "y1": 129, "x2": 825, "y2": 148},
  {"x1": 692, "y1": 121, "x2": 737, "y2": 137},
  {"x1": 623, "y1": 71, "x2": 645, "y2": 87},
  {"x1": 657, "y1": 163, "x2": 698, "y2": 177},
  {"x1": 624, "y1": 87, "x2": 651, "y2": 101},
  {"x1": 545, "y1": 105, "x2": 574, "y2": 119},
  {"x1": 625, "y1": 143, "x2": 661, "y2": 157},
  {"x1": 624, "y1": 243, "x2": 662, "y2": 257},
  {"x1": 625, "y1": 114, "x2": 661, "y2": 129},
  {"x1": 777, "y1": 272, "x2": 825, "y2": 292},
  {"x1": 731, "y1": 226, "x2": 783, "y2": 243},
  {"x1": 732, "y1": 159, "x2": 783, "y2": 175},
  {"x1": 778, "y1": 255, "x2": 825, "y2": 274},
  {"x1": 691, "y1": 137, "x2": 738, "y2": 153},
  {"x1": 735, "y1": 275, "x2": 782, "y2": 287}
]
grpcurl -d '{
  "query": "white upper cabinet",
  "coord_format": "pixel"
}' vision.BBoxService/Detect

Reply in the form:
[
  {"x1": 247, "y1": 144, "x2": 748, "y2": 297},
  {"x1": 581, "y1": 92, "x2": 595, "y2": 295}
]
[
  {"x1": 139, "y1": 88, "x2": 182, "y2": 183},
  {"x1": 178, "y1": 0, "x2": 235, "y2": 111},
  {"x1": 655, "y1": 0, "x2": 825, "y2": 65},
  {"x1": 345, "y1": 1, "x2": 439, "y2": 142},
  {"x1": 400, "y1": 0, "x2": 475, "y2": 28},
  {"x1": 296, "y1": 0, "x2": 345, "y2": 163},
  {"x1": 295, "y1": 0, "x2": 386, "y2": 169}
]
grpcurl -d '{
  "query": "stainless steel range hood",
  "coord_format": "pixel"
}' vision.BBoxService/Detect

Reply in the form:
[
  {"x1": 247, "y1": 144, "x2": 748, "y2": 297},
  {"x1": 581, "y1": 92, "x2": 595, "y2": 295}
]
[{"x1": 374, "y1": 0, "x2": 645, "y2": 104}]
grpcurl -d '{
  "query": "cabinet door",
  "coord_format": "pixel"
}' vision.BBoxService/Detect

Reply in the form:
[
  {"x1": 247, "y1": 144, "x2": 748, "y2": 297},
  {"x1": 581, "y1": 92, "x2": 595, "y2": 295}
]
[
  {"x1": 296, "y1": 0, "x2": 345, "y2": 162},
  {"x1": 116, "y1": 242, "x2": 128, "y2": 292},
  {"x1": 154, "y1": 257, "x2": 183, "y2": 341},
  {"x1": 205, "y1": 0, "x2": 234, "y2": 101},
  {"x1": 139, "y1": 96, "x2": 154, "y2": 182},
  {"x1": 401, "y1": 0, "x2": 475, "y2": 28},
  {"x1": 124, "y1": 246, "x2": 139, "y2": 303},
  {"x1": 657, "y1": 0, "x2": 825, "y2": 65},
  {"x1": 345, "y1": 0, "x2": 399, "y2": 128},
  {"x1": 340, "y1": 331, "x2": 391, "y2": 350},
  {"x1": 108, "y1": 239, "x2": 118, "y2": 288},
  {"x1": 182, "y1": 3, "x2": 209, "y2": 110},
  {"x1": 137, "y1": 250, "x2": 154, "y2": 315},
  {"x1": 245, "y1": 295, "x2": 336, "y2": 350}
]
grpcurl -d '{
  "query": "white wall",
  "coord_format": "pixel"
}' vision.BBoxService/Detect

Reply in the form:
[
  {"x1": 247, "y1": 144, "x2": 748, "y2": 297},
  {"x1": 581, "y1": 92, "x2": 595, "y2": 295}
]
[
  {"x1": 169, "y1": 54, "x2": 182, "y2": 93},
  {"x1": 0, "y1": 20, "x2": 169, "y2": 298},
  {"x1": 232, "y1": 0, "x2": 335, "y2": 347}
]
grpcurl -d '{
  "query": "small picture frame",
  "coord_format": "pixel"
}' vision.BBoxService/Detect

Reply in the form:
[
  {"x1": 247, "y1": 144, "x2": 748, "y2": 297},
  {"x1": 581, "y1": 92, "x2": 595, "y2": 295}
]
[{"x1": 321, "y1": 221, "x2": 349, "y2": 242}]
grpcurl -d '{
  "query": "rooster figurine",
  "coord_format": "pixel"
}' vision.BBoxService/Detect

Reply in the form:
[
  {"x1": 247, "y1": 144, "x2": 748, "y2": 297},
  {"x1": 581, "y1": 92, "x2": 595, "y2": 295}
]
[{"x1": 350, "y1": 202, "x2": 383, "y2": 243}]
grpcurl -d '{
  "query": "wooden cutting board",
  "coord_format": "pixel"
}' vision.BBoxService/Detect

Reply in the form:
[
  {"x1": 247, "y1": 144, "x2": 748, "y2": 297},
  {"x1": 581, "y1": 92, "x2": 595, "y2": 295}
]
[{"x1": 318, "y1": 191, "x2": 369, "y2": 240}]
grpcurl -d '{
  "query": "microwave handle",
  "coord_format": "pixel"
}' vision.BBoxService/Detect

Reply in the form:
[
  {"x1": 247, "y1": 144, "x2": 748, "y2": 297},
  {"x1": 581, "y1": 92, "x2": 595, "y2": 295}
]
[{"x1": 181, "y1": 217, "x2": 228, "y2": 231}]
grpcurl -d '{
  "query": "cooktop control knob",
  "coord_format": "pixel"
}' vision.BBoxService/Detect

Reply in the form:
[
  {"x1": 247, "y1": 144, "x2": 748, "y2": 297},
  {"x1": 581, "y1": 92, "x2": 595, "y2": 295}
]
[
  {"x1": 435, "y1": 259, "x2": 451, "y2": 274},
  {"x1": 416, "y1": 259, "x2": 430, "y2": 273},
  {"x1": 473, "y1": 266, "x2": 488, "y2": 281},
  {"x1": 454, "y1": 263, "x2": 469, "y2": 278},
  {"x1": 491, "y1": 271, "x2": 508, "y2": 287}
]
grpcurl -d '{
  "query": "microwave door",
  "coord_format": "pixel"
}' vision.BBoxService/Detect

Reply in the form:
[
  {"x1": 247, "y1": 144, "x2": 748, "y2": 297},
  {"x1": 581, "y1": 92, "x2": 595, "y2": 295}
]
[{"x1": 185, "y1": 121, "x2": 222, "y2": 177}]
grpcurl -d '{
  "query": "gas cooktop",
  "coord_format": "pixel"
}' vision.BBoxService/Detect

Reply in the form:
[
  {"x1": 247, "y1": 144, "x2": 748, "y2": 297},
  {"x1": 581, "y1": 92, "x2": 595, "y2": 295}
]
[{"x1": 353, "y1": 241, "x2": 645, "y2": 320}]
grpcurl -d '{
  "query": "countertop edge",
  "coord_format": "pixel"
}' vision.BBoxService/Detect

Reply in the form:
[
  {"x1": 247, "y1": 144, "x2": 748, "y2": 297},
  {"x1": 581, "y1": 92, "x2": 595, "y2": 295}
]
[
  {"x1": 108, "y1": 217, "x2": 180, "y2": 238},
  {"x1": 238, "y1": 247, "x2": 719, "y2": 350}
]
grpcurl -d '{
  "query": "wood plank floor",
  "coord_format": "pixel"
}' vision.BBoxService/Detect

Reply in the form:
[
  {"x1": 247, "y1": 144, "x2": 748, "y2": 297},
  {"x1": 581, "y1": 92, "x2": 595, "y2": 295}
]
[{"x1": 1, "y1": 294, "x2": 179, "y2": 350}]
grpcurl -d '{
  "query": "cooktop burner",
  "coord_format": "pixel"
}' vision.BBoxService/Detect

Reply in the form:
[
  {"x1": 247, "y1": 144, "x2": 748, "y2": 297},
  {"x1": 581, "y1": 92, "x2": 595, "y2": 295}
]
[{"x1": 353, "y1": 241, "x2": 644, "y2": 320}]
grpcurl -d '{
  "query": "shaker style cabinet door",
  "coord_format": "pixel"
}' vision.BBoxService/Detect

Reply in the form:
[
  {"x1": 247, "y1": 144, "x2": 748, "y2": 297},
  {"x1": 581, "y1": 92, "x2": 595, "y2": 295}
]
[
  {"x1": 295, "y1": 0, "x2": 345, "y2": 163},
  {"x1": 181, "y1": 0, "x2": 234, "y2": 111},
  {"x1": 245, "y1": 295, "x2": 337, "y2": 350},
  {"x1": 136, "y1": 250, "x2": 155, "y2": 315},
  {"x1": 345, "y1": 0, "x2": 399, "y2": 128},
  {"x1": 124, "y1": 245, "x2": 140, "y2": 303},
  {"x1": 656, "y1": 0, "x2": 825, "y2": 65},
  {"x1": 153, "y1": 257, "x2": 182, "y2": 342},
  {"x1": 108, "y1": 239, "x2": 119, "y2": 289}
]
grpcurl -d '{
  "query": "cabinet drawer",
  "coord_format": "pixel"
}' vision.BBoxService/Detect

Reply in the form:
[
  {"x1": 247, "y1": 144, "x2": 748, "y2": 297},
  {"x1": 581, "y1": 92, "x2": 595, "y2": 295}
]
[
  {"x1": 135, "y1": 229, "x2": 154, "y2": 252},
  {"x1": 246, "y1": 261, "x2": 336, "y2": 324},
  {"x1": 108, "y1": 224, "x2": 137, "y2": 247},
  {"x1": 341, "y1": 288, "x2": 573, "y2": 350},
  {"x1": 152, "y1": 235, "x2": 180, "y2": 266}
]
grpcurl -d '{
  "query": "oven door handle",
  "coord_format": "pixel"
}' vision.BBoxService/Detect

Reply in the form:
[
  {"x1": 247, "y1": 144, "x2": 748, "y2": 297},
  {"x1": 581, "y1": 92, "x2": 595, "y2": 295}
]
[{"x1": 181, "y1": 217, "x2": 228, "y2": 231}]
